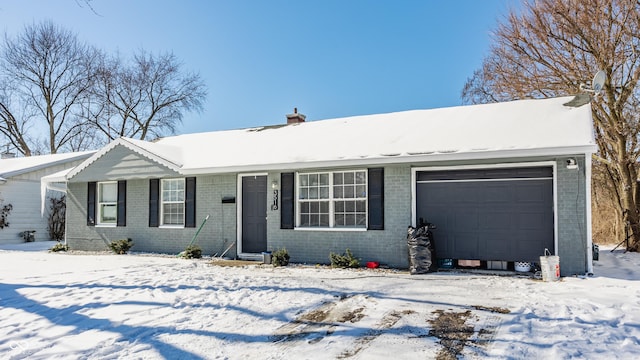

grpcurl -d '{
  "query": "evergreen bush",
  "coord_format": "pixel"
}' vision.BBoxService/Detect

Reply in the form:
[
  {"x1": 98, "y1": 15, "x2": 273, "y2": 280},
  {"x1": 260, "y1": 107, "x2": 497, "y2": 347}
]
[
  {"x1": 179, "y1": 245, "x2": 202, "y2": 259},
  {"x1": 109, "y1": 238, "x2": 133, "y2": 254},
  {"x1": 329, "y1": 248, "x2": 360, "y2": 268},
  {"x1": 49, "y1": 242, "x2": 69, "y2": 252},
  {"x1": 272, "y1": 248, "x2": 290, "y2": 267}
]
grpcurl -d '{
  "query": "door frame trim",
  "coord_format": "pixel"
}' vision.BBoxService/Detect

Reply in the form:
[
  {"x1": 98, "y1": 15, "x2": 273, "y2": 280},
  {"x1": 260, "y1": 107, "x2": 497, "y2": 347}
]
[
  {"x1": 237, "y1": 172, "x2": 268, "y2": 259},
  {"x1": 411, "y1": 161, "x2": 558, "y2": 255}
]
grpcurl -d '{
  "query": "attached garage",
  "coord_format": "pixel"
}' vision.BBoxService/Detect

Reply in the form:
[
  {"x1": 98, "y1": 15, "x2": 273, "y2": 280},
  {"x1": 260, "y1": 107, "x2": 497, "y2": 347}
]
[{"x1": 415, "y1": 165, "x2": 555, "y2": 264}]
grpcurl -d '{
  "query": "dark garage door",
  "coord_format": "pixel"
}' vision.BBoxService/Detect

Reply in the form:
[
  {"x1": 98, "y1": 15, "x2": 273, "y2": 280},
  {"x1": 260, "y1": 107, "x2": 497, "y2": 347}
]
[{"x1": 416, "y1": 167, "x2": 554, "y2": 263}]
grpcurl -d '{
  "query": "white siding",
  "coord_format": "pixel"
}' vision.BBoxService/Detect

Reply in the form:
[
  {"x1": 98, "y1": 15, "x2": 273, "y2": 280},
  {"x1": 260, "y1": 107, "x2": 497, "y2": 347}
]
[
  {"x1": 0, "y1": 158, "x2": 86, "y2": 244},
  {"x1": 0, "y1": 180, "x2": 59, "y2": 244}
]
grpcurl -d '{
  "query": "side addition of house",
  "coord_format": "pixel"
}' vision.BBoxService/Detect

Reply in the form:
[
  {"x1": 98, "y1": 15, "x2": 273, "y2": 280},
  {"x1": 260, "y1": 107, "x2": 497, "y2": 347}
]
[{"x1": 0, "y1": 151, "x2": 95, "y2": 244}]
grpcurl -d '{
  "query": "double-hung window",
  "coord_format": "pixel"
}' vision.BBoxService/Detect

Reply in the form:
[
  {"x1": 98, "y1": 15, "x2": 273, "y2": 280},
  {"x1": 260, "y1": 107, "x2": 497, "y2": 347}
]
[
  {"x1": 97, "y1": 181, "x2": 118, "y2": 225},
  {"x1": 161, "y1": 178, "x2": 185, "y2": 226},
  {"x1": 297, "y1": 170, "x2": 367, "y2": 229}
]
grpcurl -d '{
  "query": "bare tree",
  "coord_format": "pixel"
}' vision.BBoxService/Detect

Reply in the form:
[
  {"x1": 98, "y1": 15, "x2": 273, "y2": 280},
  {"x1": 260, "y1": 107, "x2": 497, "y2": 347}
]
[
  {"x1": 0, "y1": 21, "x2": 99, "y2": 154},
  {"x1": 462, "y1": 0, "x2": 640, "y2": 251},
  {"x1": 1, "y1": 21, "x2": 207, "y2": 154},
  {"x1": 86, "y1": 50, "x2": 206, "y2": 142},
  {"x1": 0, "y1": 88, "x2": 33, "y2": 156},
  {"x1": 75, "y1": 0, "x2": 101, "y2": 16}
]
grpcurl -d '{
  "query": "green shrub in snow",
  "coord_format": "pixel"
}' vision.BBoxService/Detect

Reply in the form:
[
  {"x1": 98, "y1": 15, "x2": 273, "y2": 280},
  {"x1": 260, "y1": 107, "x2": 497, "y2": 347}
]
[{"x1": 109, "y1": 238, "x2": 133, "y2": 254}]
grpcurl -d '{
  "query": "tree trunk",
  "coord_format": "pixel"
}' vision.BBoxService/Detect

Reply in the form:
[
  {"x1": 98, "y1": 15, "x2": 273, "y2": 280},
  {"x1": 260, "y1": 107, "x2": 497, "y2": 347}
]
[{"x1": 617, "y1": 151, "x2": 640, "y2": 251}]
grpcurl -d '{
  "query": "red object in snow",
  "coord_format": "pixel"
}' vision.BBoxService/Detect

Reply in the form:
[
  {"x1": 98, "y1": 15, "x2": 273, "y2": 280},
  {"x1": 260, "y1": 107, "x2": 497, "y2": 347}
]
[{"x1": 366, "y1": 261, "x2": 379, "y2": 269}]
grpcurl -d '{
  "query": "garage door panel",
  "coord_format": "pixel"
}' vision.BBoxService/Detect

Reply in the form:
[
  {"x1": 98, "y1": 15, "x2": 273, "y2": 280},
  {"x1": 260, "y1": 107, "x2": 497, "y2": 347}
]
[
  {"x1": 483, "y1": 184, "x2": 513, "y2": 203},
  {"x1": 453, "y1": 210, "x2": 478, "y2": 231},
  {"x1": 423, "y1": 184, "x2": 452, "y2": 203},
  {"x1": 515, "y1": 182, "x2": 550, "y2": 202},
  {"x1": 513, "y1": 229, "x2": 554, "y2": 261},
  {"x1": 424, "y1": 183, "x2": 480, "y2": 204},
  {"x1": 514, "y1": 237, "x2": 547, "y2": 262},
  {"x1": 479, "y1": 211, "x2": 511, "y2": 230},
  {"x1": 450, "y1": 233, "x2": 479, "y2": 259},
  {"x1": 452, "y1": 185, "x2": 480, "y2": 203},
  {"x1": 416, "y1": 167, "x2": 553, "y2": 263},
  {"x1": 433, "y1": 232, "x2": 454, "y2": 259},
  {"x1": 479, "y1": 232, "x2": 511, "y2": 259},
  {"x1": 516, "y1": 212, "x2": 548, "y2": 230},
  {"x1": 416, "y1": 204, "x2": 449, "y2": 228}
]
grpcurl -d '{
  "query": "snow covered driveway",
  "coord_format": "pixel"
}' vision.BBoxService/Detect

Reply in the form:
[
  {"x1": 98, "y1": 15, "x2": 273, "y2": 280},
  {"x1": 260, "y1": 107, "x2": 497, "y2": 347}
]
[{"x1": 0, "y1": 244, "x2": 639, "y2": 359}]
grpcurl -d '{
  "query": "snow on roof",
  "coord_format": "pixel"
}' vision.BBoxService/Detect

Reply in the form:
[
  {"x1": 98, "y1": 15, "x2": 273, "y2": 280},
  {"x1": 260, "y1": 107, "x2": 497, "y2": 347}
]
[
  {"x1": 0, "y1": 151, "x2": 96, "y2": 178},
  {"x1": 70, "y1": 96, "x2": 596, "y2": 178}
]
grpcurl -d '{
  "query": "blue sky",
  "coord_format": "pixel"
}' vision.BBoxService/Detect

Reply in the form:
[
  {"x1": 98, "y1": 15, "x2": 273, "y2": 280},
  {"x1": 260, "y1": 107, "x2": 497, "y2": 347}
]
[{"x1": 0, "y1": 0, "x2": 518, "y2": 134}]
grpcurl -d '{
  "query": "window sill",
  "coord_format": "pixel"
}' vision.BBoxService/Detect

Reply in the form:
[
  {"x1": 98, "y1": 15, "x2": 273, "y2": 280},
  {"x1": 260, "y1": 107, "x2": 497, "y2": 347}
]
[
  {"x1": 159, "y1": 225, "x2": 185, "y2": 229},
  {"x1": 294, "y1": 227, "x2": 367, "y2": 232},
  {"x1": 96, "y1": 224, "x2": 117, "y2": 228}
]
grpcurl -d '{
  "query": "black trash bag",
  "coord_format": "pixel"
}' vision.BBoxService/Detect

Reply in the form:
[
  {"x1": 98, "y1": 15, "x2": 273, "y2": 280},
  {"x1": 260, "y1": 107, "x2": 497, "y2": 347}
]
[{"x1": 407, "y1": 222, "x2": 435, "y2": 275}]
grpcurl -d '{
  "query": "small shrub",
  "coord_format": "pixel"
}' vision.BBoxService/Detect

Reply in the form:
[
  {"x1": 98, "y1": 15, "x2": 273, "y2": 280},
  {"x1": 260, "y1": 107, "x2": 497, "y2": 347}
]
[
  {"x1": 48, "y1": 195, "x2": 66, "y2": 241},
  {"x1": 49, "y1": 242, "x2": 68, "y2": 252},
  {"x1": 330, "y1": 248, "x2": 360, "y2": 268},
  {"x1": 109, "y1": 238, "x2": 133, "y2": 254},
  {"x1": 272, "y1": 248, "x2": 290, "y2": 267},
  {"x1": 180, "y1": 245, "x2": 202, "y2": 259},
  {"x1": 0, "y1": 203, "x2": 13, "y2": 229}
]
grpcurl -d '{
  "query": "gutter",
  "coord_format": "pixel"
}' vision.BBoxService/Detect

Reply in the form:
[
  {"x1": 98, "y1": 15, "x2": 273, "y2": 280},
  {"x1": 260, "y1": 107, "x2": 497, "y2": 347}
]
[{"x1": 178, "y1": 145, "x2": 598, "y2": 176}]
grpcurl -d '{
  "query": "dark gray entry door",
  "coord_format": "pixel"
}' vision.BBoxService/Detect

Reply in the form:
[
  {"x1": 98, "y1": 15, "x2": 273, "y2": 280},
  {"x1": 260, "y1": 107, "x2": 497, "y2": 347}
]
[
  {"x1": 416, "y1": 167, "x2": 554, "y2": 263},
  {"x1": 242, "y1": 176, "x2": 267, "y2": 253}
]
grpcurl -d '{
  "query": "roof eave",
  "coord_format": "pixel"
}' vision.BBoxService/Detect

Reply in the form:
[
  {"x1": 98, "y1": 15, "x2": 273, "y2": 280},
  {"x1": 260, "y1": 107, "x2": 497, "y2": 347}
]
[
  {"x1": 178, "y1": 145, "x2": 597, "y2": 175},
  {"x1": 0, "y1": 152, "x2": 95, "y2": 178}
]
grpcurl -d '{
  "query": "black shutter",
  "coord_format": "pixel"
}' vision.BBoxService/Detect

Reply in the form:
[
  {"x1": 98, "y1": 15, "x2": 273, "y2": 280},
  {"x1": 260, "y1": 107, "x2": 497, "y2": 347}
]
[
  {"x1": 117, "y1": 180, "x2": 126, "y2": 227},
  {"x1": 87, "y1": 182, "x2": 96, "y2": 226},
  {"x1": 281, "y1": 172, "x2": 295, "y2": 229},
  {"x1": 149, "y1": 179, "x2": 159, "y2": 227},
  {"x1": 368, "y1": 168, "x2": 384, "y2": 230},
  {"x1": 185, "y1": 177, "x2": 196, "y2": 228}
]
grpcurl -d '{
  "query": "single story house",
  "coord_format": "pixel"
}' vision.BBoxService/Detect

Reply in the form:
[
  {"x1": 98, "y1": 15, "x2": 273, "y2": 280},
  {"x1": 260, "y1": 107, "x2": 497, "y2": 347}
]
[
  {"x1": 0, "y1": 151, "x2": 95, "y2": 244},
  {"x1": 62, "y1": 96, "x2": 596, "y2": 276}
]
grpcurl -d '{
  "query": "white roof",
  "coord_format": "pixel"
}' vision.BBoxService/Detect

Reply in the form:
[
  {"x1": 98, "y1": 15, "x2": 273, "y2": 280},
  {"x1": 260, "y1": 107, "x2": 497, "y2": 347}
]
[
  {"x1": 69, "y1": 96, "x2": 596, "y2": 178},
  {"x1": 0, "y1": 151, "x2": 96, "y2": 178}
]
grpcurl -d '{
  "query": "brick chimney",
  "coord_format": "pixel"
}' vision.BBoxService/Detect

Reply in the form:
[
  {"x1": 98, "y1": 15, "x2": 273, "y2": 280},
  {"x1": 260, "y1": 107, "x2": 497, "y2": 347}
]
[{"x1": 286, "y1": 108, "x2": 306, "y2": 124}]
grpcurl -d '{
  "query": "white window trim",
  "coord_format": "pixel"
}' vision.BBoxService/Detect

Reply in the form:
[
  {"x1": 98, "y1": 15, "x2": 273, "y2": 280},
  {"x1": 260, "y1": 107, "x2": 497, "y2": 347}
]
[
  {"x1": 160, "y1": 178, "x2": 186, "y2": 227},
  {"x1": 295, "y1": 169, "x2": 368, "y2": 230},
  {"x1": 96, "y1": 181, "x2": 117, "y2": 226}
]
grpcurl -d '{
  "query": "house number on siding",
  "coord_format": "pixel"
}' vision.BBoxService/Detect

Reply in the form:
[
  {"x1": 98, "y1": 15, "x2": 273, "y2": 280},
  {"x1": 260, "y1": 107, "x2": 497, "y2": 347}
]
[{"x1": 271, "y1": 190, "x2": 279, "y2": 211}]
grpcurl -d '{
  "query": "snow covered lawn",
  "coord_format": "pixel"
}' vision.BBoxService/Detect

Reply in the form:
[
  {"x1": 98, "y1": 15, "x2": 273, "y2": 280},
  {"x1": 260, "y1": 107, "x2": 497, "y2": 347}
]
[{"x1": 1, "y1": 243, "x2": 639, "y2": 359}]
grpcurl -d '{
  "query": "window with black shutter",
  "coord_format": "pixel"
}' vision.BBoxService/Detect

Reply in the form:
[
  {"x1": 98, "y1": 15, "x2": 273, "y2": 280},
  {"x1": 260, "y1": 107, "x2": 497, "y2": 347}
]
[
  {"x1": 185, "y1": 177, "x2": 196, "y2": 228},
  {"x1": 367, "y1": 168, "x2": 384, "y2": 230},
  {"x1": 281, "y1": 173, "x2": 295, "y2": 229},
  {"x1": 117, "y1": 180, "x2": 127, "y2": 227},
  {"x1": 87, "y1": 182, "x2": 96, "y2": 226},
  {"x1": 149, "y1": 179, "x2": 159, "y2": 227}
]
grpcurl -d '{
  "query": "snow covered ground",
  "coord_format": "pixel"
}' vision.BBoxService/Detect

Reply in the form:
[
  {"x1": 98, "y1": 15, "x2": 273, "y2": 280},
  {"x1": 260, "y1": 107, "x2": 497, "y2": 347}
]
[{"x1": 0, "y1": 242, "x2": 638, "y2": 359}]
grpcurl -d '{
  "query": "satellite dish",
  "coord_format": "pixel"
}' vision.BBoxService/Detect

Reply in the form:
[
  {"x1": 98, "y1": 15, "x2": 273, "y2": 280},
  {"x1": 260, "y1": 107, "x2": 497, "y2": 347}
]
[{"x1": 592, "y1": 70, "x2": 606, "y2": 95}]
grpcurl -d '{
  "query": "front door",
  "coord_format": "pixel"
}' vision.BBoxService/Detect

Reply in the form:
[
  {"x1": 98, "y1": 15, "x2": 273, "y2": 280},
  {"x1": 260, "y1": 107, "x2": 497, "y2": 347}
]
[{"x1": 241, "y1": 175, "x2": 267, "y2": 253}]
